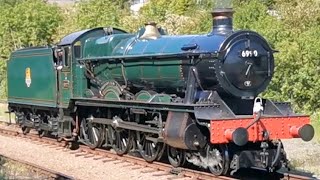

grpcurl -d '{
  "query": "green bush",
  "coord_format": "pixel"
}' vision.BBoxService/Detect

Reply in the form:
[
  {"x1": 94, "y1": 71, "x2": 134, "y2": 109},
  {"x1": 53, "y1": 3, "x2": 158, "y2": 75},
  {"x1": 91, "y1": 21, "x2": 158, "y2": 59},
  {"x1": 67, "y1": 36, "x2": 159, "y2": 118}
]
[
  {"x1": 74, "y1": 0, "x2": 129, "y2": 29},
  {"x1": 0, "y1": 0, "x2": 62, "y2": 98}
]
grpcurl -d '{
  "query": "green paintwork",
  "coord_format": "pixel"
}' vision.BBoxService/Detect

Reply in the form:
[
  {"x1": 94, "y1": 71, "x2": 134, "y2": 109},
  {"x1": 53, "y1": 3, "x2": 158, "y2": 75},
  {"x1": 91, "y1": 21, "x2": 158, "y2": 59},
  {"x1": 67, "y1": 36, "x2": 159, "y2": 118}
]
[
  {"x1": 102, "y1": 85, "x2": 121, "y2": 100},
  {"x1": 7, "y1": 27, "x2": 197, "y2": 107},
  {"x1": 59, "y1": 67, "x2": 72, "y2": 107},
  {"x1": 6, "y1": 28, "x2": 111, "y2": 109},
  {"x1": 93, "y1": 60, "x2": 184, "y2": 90},
  {"x1": 69, "y1": 28, "x2": 122, "y2": 100},
  {"x1": 57, "y1": 29, "x2": 109, "y2": 105},
  {"x1": 81, "y1": 34, "x2": 204, "y2": 92},
  {"x1": 135, "y1": 90, "x2": 171, "y2": 103},
  {"x1": 135, "y1": 90, "x2": 155, "y2": 101},
  {"x1": 150, "y1": 94, "x2": 172, "y2": 103},
  {"x1": 73, "y1": 64, "x2": 87, "y2": 98},
  {"x1": 83, "y1": 34, "x2": 134, "y2": 58},
  {"x1": 7, "y1": 47, "x2": 57, "y2": 107}
]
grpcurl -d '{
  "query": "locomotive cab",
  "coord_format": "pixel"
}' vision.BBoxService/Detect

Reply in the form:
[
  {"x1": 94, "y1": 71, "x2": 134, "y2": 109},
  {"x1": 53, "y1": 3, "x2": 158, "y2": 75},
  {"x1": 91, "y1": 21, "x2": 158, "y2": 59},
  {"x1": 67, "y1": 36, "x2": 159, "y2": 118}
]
[{"x1": 53, "y1": 47, "x2": 67, "y2": 70}]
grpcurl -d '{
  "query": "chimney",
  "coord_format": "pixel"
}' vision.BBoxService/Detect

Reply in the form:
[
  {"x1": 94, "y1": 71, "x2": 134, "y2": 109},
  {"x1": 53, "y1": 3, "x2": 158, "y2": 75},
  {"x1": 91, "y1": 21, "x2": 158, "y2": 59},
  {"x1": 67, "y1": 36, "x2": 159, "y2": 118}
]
[
  {"x1": 211, "y1": 0, "x2": 233, "y2": 35},
  {"x1": 140, "y1": 22, "x2": 161, "y2": 40}
]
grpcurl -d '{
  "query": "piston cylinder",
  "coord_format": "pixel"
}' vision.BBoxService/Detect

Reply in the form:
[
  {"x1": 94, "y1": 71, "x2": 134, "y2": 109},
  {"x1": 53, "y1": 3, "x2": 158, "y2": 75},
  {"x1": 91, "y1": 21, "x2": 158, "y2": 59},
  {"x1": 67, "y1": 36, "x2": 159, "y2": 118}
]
[{"x1": 163, "y1": 112, "x2": 206, "y2": 150}]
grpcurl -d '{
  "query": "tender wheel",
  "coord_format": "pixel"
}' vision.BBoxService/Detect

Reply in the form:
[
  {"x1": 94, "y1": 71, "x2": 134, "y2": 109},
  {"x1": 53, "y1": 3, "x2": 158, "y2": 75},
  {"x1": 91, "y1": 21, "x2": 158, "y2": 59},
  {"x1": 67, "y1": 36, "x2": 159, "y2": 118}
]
[
  {"x1": 79, "y1": 118, "x2": 103, "y2": 149},
  {"x1": 110, "y1": 127, "x2": 132, "y2": 155},
  {"x1": 207, "y1": 145, "x2": 230, "y2": 176},
  {"x1": 21, "y1": 126, "x2": 30, "y2": 135},
  {"x1": 65, "y1": 141, "x2": 78, "y2": 150},
  {"x1": 167, "y1": 146, "x2": 186, "y2": 167},
  {"x1": 38, "y1": 130, "x2": 47, "y2": 138},
  {"x1": 136, "y1": 132, "x2": 163, "y2": 162}
]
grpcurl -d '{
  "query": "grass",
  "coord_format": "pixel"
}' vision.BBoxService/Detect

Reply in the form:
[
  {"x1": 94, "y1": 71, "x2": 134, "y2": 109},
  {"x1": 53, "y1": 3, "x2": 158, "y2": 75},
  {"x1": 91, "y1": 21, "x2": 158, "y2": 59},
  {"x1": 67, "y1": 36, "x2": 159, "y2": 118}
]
[
  {"x1": 288, "y1": 148, "x2": 320, "y2": 178},
  {"x1": 0, "y1": 158, "x2": 4, "y2": 180},
  {"x1": 0, "y1": 156, "x2": 48, "y2": 180},
  {"x1": 311, "y1": 112, "x2": 320, "y2": 143},
  {"x1": 285, "y1": 112, "x2": 320, "y2": 177},
  {"x1": 0, "y1": 102, "x2": 15, "y2": 124}
]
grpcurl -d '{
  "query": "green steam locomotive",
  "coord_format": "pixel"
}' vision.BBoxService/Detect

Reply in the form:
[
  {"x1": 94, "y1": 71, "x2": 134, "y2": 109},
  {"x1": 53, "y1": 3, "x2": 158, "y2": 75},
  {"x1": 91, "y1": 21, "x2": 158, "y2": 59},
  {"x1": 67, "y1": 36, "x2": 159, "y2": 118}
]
[{"x1": 7, "y1": 8, "x2": 314, "y2": 175}]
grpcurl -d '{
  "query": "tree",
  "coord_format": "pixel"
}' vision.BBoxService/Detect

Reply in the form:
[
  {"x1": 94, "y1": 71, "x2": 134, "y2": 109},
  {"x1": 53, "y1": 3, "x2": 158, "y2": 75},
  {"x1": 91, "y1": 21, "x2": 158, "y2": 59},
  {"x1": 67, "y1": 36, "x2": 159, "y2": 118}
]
[
  {"x1": 234, "y1": 0, "x2": 320, "y2": 112},
  {"x1": 167, "y1": 0, "x2": 195, "y2": 15},
  {"x1": 0, "y1": 0, "x2": 23, "y2": 6},
  {"x1": 75, "y1": 0, "x2": 129, "y2": 29},
  {"x1": 136, "y1": 0, "x2": 212, "y2": 34},
  {"x1": 0, "y1": 0, "x2": 62, "y2": 98},
  {"x1": 267, "y1": 0, "x2": 320, "y2": 112}
]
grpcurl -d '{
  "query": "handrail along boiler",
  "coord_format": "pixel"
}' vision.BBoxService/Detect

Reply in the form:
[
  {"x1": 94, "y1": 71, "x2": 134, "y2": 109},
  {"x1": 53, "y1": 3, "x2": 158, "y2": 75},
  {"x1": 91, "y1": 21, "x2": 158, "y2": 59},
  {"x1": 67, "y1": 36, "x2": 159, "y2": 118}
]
[{"x1": 7, "y1": 7, "x2": 314, "y2": 175}]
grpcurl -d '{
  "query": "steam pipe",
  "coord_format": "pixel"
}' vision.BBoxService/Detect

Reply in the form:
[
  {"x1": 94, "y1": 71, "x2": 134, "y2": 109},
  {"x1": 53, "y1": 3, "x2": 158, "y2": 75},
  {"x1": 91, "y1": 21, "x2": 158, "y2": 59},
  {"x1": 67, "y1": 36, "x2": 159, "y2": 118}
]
[{"x1": 271, "y1": 141, "x2": 282, "y2": 167}]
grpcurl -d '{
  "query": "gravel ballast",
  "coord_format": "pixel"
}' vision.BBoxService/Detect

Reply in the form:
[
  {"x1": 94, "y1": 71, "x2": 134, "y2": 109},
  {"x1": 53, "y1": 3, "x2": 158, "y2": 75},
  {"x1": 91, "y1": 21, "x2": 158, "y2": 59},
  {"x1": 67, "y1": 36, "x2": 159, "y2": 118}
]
[
  {"x1": 282, "y1": 139, "x2": 320, "y2": 178},
  {"x1": 0, "y1": 123, "x2": 319, "y2": 179},
  {"x1": 0, "y1": 134, "x2": 175, "y2": 180}
]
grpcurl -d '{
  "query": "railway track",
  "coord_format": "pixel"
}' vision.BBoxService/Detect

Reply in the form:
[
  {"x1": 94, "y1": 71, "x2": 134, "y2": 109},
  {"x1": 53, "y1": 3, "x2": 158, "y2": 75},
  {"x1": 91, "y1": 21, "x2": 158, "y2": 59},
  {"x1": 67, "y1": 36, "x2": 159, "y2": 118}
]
[
  {"x1": 0, "y1": 123, "x2": 315, "y2": 180},
  {"x1": 0, "y1": 154, "x2": 74, "y2": 179}
]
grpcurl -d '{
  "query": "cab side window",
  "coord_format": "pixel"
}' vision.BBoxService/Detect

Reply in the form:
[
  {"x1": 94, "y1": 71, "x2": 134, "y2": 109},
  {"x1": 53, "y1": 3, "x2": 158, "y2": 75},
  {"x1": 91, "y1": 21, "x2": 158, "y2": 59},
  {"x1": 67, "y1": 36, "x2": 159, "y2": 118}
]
[
  {"x1": 63, "y1": 46, "x2": 71, "y2": 67},
  {"x1": 54, "y1": 49, "x2": 63, "y2": 66},
  {"x1": 74, "y1": 41, "x2": 81, "y2": 59}
]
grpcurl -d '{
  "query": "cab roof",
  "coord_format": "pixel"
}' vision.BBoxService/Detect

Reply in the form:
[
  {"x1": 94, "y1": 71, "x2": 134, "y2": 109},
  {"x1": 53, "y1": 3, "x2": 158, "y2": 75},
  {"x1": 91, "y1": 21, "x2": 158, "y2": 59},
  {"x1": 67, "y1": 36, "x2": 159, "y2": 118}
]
[
  {"x1": 58, "y1": 27, "x2": 127, "y2": 46},
  {"x1": 58, "y1": 28, "x2": 104, "y2": 46}
]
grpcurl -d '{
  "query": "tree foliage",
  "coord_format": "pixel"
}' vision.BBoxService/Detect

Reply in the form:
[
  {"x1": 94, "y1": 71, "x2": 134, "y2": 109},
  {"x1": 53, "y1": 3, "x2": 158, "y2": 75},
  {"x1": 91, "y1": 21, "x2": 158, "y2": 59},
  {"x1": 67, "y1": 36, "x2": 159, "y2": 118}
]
[
  {"x1": 137, "y1": 0, "x2": 212, "y2": 34},
  {"x1": 74, "y1": 0, "x2": 129, "y2": 29},
  {"x1": 269, "y1": 0, "x2": 320, "y2": 111},
  {"x1": 234, "y1": 0, "x2": 320, "y2": 113},
  {"x1": 0, "y1": 0, "x2": 62, "y2": 97}
]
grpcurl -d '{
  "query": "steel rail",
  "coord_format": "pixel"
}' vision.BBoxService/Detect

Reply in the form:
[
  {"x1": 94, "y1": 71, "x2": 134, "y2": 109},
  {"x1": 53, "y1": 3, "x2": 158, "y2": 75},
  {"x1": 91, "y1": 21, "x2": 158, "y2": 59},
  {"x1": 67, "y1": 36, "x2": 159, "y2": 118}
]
[
  {"x1": 0, "y1": 154, "x2": 74, "y2": 179},
  {"x1": 0, "y1": 125, "x2": 234, "y2": 180},
  {"x1": 0, "y1": 124, "x2": 315, "y2": 180}
]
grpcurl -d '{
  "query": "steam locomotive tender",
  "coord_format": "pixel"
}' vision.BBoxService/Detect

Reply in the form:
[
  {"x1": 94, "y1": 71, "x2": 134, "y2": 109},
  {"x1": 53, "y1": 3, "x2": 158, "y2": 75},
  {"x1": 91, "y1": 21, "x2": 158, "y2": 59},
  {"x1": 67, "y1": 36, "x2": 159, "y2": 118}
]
[{"x1": 7, "y1": 8, "x2": 314, "y2": 175}]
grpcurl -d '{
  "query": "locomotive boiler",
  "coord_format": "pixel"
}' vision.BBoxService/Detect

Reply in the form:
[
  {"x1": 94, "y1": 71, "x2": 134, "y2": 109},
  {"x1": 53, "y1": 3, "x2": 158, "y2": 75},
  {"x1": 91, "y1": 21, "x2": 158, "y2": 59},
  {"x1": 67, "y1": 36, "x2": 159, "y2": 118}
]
[
  {"x1": 81, "y1": 9, "x2": 273, "y2": 100},
  {"x1": 7, "y1": 6, "x2": 314, "y2": 176}
]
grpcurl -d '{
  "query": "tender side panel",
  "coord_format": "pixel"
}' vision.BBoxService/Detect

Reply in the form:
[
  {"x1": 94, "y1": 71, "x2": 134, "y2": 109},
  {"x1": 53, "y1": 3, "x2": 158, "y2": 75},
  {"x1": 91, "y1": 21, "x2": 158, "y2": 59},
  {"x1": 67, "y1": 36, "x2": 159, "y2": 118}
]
[
  {"x1": 7, "y1": 48, "x2": 57, "y2": 107},
  {"x1": 210, "y1": 116, "x2": 310, "y2": 144}
]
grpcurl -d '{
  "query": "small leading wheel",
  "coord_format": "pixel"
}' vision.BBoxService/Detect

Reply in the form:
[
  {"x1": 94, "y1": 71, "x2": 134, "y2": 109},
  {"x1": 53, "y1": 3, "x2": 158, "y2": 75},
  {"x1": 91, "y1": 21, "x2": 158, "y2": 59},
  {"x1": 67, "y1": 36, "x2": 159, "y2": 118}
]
[
  {"x1": 136, "y1": 131, "x2": 163, "y2": 162},
  {"x1": 167, "y1": 146, "x2": 186, "y2": 167},
  {"x1": 207, "y1": 145, "x2": 230, "y2": 176},
  {"x1": 79, "y1": 118, "x2": 104, "y2": 149},
  {"x1": 110, "y1": 127, "x2": 132, "y2": 155}
]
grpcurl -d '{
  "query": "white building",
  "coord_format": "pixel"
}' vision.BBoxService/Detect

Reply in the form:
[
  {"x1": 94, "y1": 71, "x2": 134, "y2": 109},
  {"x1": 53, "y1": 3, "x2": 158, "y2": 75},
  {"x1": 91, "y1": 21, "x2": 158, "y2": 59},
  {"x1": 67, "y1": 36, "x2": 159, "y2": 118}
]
[
  {"x1": 48, "y1": 0, "x2": 148, "y2": 12},
  {"x1": 130, "y1": 0, "x2": 148, "y2": 12}
]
